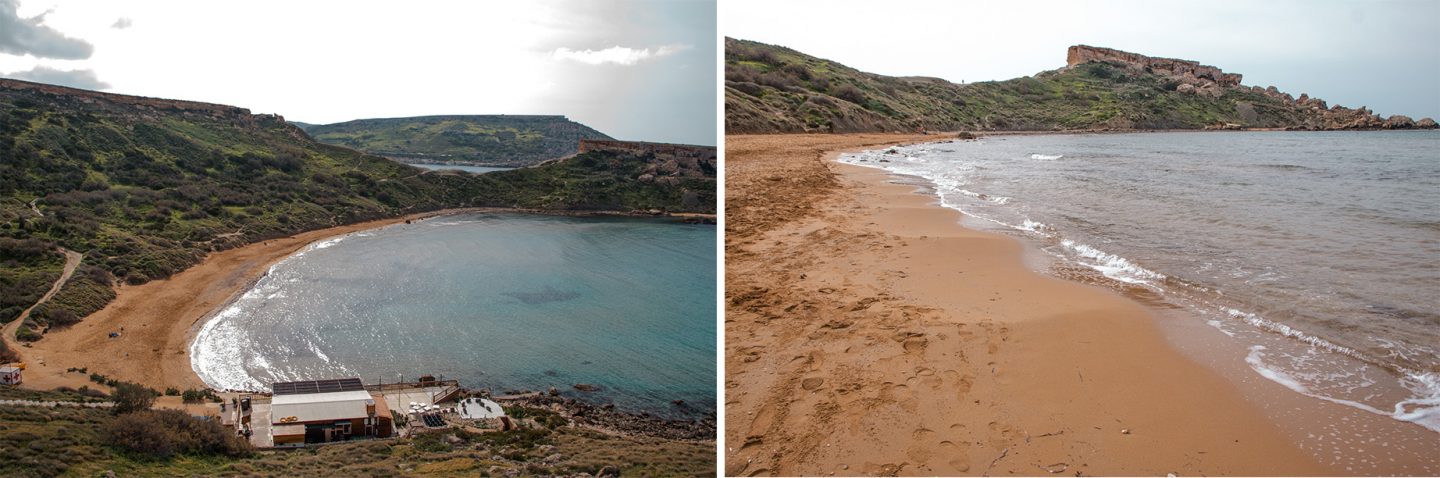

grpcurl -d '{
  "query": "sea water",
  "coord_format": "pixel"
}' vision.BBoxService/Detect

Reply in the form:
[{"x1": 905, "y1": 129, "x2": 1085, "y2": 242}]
[
  {"x1": 841, "y1": 131, "x2": 1440, "y2": 434},
  {"x1": 191, "y1": 213, "x2": 715, "y2": 418}
]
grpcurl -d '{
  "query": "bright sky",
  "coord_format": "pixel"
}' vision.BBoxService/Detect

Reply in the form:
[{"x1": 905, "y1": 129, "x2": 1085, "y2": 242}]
[
  {"x1": 0, "y1": 0, "x2": 717, "y2": 146},
  {"x1": 723, "y1": 0, "x2": 1440, "y2": 120}
]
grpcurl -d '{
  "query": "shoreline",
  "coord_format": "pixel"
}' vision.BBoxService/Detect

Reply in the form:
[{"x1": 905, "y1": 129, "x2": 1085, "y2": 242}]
[
  {"x1": 836, "y1": 135, "x2": 1440, "y2": 474},
  {"x1": 22, "y1": 206, "x2": 711, "y2": 396},
  {"x1": 724, "y1": 133, "x2": 1332, "y2": 475}
]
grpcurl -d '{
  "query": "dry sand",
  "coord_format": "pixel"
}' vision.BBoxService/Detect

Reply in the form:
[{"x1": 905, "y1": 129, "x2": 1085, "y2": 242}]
[
  {"x1": 724, "y1": 134, "x2": 1335, "y2": 476},
  {"x1": 19, "y1": 209, "x2": 486, "y2": 393}
]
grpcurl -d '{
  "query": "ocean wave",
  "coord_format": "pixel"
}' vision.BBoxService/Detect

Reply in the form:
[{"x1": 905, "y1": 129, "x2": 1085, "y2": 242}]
[
  {"x1": 1016, "y1": 219, "x2": 1049, "y2": 235},
  {"x1": 1029, "y1": 153, "x2": 1063, "y2": 160},
  {"x1": 1059, "y1": 239, "x2": 1166, "y2": 286}
]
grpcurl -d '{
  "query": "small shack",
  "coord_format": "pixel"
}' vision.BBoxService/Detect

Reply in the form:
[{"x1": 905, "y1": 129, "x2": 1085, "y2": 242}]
[
  {"x1": 0, "y1": 366, "x2": 20, "y2": 385},
  {"x1": 268, "y1": 378, "x2": 392, "y2": 446}
]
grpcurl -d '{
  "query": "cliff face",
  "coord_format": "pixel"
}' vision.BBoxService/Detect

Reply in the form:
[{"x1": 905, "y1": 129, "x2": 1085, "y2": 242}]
[
  {"x1": 1060, "y1": 46, "x2": 1416, "y2": 130},
  {"x1": 724, "y1": 38, "x2": 1436, "y2": 133},
  {"x1": 1066, "y1": 45, "x2": 1242, "y2": 87}
]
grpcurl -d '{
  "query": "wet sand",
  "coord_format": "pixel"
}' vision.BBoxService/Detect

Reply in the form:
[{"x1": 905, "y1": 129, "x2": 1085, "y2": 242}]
[{"x1": 724, "y1": 134, "x2": 1334, "y2": 476}]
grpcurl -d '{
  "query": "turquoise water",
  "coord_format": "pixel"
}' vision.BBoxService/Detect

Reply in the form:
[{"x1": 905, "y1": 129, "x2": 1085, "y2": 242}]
[{"x1": 191, "y1": 213, "x2": 715, "y2": 417}]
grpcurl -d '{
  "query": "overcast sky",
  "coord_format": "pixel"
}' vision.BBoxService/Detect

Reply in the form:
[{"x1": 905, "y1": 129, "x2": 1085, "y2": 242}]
[
  {"x1": 723, "y1": 0, "x2": 1440, "y2": 120},
  {"x1": 0, "y1": 0, "x2": 716, "y2": 145}
]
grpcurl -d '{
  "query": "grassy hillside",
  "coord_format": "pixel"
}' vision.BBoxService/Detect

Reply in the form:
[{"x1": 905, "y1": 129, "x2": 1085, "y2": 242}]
[
  {"x1": 0, "y1": 79, "x2": 713, "y2": 340},
  {"x1": 301, "y1": 115, "x2": 613, "y2": 167},
  {"x1": 0, "y1": 388, "x2": 714, "y2": 478},
  {"x1": 724, "y1": 38, "x2": 1389, "y2": 133},
  {"x1": 467, "y1": 148, "x2": 716, "y2": 213}
]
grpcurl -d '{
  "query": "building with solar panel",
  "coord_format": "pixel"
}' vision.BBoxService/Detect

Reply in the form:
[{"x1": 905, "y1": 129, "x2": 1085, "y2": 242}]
[{"x1": 268, "y1": 378, "x2": 394, "y2": 446}]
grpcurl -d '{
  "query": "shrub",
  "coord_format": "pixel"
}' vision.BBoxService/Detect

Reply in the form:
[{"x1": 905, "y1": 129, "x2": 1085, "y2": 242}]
[
  {"x1": 164, "y1": 387, "x2": 180, "y2": 396},
  {"x1": 112, "y1": 381, "x2": 157, "y2": 414},
  {"x1": 15, "y1": 326, "x2": 40, "y2": 342},
  {"x1": 104, "y1": 409, "x2": 251, "y2": 459},
  {"x1": 833, "y1": 85, "x2": 866, "y2": 104}
]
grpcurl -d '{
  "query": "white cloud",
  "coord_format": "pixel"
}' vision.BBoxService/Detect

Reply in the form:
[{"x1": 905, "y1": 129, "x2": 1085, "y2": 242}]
[
  {"x1": 110, "y1": 17, "x2": 131, "y2": 29},
  {"x1": 0, "y1": 0, "x2": 94, "y2": 59},
  {"x1": 551, "y1": 43, "x2": 691, "y2": 66},
  {"x1": 3, "y1": 65, "x2": 108, "y2": 89}
]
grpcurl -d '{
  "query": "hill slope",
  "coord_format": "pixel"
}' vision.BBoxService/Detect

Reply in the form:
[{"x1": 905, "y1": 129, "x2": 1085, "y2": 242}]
[
  {"x1": 300, "y1": 115, "x2": 613, "y2": 167},
  {"x1": 0, "y1": 79, "x2": 712, "y2": 340},
  {"x1": 725, "y1": 38, "x2": 1436, "y2": 133}
]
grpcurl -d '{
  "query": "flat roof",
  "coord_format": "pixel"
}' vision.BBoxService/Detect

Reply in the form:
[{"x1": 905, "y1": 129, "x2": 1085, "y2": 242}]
[
  {"x1": 272, "y1": 378, "x2": 364, "y2": 395},
  {"x1": 271, "y1": 390, "x2": 375, "y2": 424}
]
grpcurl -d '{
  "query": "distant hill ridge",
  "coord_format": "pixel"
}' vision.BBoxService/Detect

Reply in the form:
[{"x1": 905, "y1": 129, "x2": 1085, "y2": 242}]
[
  {"x1": 725, "y1": 38, "x2": 1437, "y2": 133},
  {"x1": 300, "y1": 114, "x2": 614, "y2": 167}
]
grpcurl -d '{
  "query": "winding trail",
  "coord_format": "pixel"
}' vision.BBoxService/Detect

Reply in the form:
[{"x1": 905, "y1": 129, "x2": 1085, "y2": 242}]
[{"x1": 2, "y1": 248, "x2": 83, "y2": 364}]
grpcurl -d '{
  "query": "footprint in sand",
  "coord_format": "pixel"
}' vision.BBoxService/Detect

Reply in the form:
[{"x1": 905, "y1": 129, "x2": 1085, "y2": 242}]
[
  {"x1": 801, "y1": 377, "x2": 825, "y2": 391},
  {"x1": 903, "y1": 336, "x2": 928, "y2": 353}
]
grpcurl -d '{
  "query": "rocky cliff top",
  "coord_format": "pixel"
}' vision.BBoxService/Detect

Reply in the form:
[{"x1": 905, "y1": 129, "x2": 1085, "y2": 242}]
[
  {"x1": 1062, "y1": 45, "x2": 1434, "y2": 130},
  {"x1": 0, "y1": 78, "x2": 297, "y2": 136},
  {"x1": 573, "y1": 140, "x2": 718, "y2": 186},
  {"x1": 1066, "y1": 45, "x2": 1242, "y2": 87}
]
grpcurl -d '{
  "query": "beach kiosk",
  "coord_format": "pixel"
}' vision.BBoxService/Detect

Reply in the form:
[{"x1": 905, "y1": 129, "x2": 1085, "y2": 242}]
[{"x1": 268, "y1": 378, "x2": 393, "y2": 446}]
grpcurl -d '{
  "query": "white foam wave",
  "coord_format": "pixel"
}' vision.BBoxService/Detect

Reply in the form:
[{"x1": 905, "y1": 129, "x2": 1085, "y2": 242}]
[
  {"x1": 1059, "y1": 239, "x2": 1165, "y2": 286},
  {"x1": 1029, "y1": 153, "x2": 1063, "y2": 160},
  {"x1": 1017, "y1": 219, "x2": 1049, "y2": 235},
  {"x1": 1246, "y1": 346, "x2": 1440, "y2": 433},
  {"x1": 309, "y1": 236, "x2": 346, "y2": 250}
]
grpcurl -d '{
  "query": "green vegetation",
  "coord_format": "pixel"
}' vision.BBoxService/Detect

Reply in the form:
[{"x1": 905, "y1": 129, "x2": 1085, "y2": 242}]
[
  {"x1": 111, "y1": 381, "x2": 157, "y2": 415},
  {"x1": 724, "y1": 37, "x2": 1310, "y2": 133},
  {"x1": 0, "y1": 388, "x2": 714, "y2": 477},
  {"x1": 466, "y1": 149, "x2": 717, "y2": 213},
  {"x1": 301, "y1": 115, "x2": 613, "y2": 167},
  {"x1": 0, "y1": 238, "x2": 61, "y2": 325},
  {"x1": 106, "y1": 409, "x2": 251, "y2": 460},
  {"x1": 0, "y1": 80, "x2": 713, "y2": 342}
]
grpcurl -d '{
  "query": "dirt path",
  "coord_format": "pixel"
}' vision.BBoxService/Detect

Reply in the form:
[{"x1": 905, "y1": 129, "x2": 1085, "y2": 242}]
[{"x1": 2, "y1": 247, "x2": 83, "y2": 364}]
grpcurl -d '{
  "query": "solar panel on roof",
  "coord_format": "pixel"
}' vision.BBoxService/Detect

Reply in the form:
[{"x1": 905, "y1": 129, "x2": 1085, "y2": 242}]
[{"x1": 271, "y1": 378, "x2": 364, "y2": 395}]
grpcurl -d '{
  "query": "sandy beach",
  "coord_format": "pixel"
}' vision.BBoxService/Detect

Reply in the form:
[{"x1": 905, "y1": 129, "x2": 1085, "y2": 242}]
[{"x1": 724, "y1": 134, "x2": 1335, "y2": 476}]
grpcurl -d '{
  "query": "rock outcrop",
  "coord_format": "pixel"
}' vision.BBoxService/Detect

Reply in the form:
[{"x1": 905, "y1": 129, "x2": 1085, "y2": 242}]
[
  {"x1": 1064, "y1": 46, "x2": 1435, "y2": 131},
  {"x1": 578, "y1": 140, "x2": 718, "y2": 183},
  {"x1": 1067, "y1": 45, "x2": 1243, "y2": 87}
]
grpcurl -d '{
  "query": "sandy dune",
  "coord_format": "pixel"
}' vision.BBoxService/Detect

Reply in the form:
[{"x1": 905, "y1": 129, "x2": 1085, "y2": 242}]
[{"x1": 723, "y1": 134, "x2": 1332, "y2": 476}]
